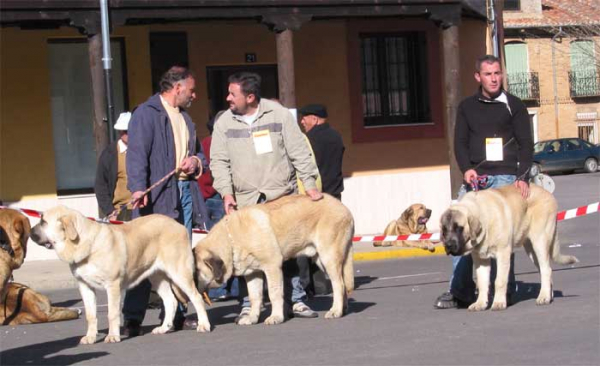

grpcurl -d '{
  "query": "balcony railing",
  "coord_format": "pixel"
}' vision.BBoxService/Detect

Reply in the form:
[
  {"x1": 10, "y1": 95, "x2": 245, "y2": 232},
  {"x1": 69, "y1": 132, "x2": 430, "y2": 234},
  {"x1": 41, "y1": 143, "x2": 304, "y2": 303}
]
[
  {"x1": 506, "y1": 72, "x2": 539, "y2": 101},
  {"x1": 569, "y1": 69, "x2": 600, "y2": 98}
]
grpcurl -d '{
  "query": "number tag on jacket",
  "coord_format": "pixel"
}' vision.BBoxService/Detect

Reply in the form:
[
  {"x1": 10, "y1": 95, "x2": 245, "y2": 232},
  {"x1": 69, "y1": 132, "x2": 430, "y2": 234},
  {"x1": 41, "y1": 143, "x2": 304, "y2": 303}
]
[
  {"x1": 485, "y1": 137, "x2": 503, "y2": 161},
  {"x1": 253, "y1": 130, "x2": 273, "y2": 155}
]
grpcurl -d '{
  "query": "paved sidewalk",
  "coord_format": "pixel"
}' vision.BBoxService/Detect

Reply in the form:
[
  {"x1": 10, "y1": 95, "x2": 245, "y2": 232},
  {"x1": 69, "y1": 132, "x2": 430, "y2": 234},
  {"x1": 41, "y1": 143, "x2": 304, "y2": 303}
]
[{"x1": 12, "y1": 241, "x2": 445, "y2": 291}]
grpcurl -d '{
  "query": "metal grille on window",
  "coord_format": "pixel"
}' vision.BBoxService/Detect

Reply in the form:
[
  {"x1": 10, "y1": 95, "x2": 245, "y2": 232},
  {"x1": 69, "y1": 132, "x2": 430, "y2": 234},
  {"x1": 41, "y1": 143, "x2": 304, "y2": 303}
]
[{"x1": 359, "y1": 32, "x2": 430, "y2": 127}]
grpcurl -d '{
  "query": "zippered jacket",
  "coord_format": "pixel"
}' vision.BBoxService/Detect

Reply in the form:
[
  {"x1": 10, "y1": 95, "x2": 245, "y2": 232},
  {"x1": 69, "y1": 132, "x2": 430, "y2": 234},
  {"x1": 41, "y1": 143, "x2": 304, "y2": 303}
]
[
  {"x1": 455, "y1": 89, "x2": 533, "y2": 179},
  {"x1": 210, "y1": 98, "x2": 319, "y2": 207}
]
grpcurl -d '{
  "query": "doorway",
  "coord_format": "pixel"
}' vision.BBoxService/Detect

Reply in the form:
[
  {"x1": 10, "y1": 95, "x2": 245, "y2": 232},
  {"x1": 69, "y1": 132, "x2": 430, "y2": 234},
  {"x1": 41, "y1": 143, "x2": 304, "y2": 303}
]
[{"x1": 206, "y1": 65, "x2": 278, "y2": 117}]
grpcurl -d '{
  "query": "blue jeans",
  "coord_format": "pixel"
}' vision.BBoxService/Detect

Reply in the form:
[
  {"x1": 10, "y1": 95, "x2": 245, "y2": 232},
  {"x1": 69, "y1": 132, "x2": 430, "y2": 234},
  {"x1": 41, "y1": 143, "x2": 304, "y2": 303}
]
[
  {"x1": 205, "y1": 195, "x2": 225, "y2": 231},
  {"x1": 123, "y1": 180, "x2": 193, "y2": 324},
  {"x1": 450, "y1": 175, "x2": 518, "y2": 302}
]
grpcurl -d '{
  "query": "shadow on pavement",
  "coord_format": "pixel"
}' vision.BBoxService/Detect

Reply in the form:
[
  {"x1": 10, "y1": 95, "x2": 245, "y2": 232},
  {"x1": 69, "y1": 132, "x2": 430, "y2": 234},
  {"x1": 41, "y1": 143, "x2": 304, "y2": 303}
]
[{"x1": 0, "y1": 336, "x2": 108, "y2": 365}]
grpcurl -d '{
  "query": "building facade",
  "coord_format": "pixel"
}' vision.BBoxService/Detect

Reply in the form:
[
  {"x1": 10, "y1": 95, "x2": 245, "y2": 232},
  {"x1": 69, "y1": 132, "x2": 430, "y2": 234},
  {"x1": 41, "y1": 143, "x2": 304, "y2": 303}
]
[
  {"x1": 503, "y1": 0, "x2": 600, "y2": 143},
  {"x1": 1, "y1": 0, "x2": 492, "y2": 260}
]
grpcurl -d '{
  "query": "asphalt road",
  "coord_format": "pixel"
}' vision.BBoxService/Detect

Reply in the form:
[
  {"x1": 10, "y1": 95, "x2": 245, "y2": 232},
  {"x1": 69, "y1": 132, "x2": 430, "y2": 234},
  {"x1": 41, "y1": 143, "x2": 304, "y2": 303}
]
[{"x1": 1, "y1": 173, "x2": 598, "y2": 366}]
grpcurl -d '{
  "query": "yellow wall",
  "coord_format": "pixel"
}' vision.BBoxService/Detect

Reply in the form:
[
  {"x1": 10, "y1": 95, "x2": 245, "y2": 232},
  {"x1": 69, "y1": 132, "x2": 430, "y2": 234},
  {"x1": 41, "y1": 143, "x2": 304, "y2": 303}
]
[{"x1": 0, "y1": 18, "x2": 487, "y2": 201}]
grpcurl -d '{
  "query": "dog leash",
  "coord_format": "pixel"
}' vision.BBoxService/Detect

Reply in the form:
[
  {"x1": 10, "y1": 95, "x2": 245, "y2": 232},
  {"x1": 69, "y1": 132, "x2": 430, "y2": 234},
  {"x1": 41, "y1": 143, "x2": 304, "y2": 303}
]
[{"x1": 103, "y1": 167, "x2": 182, "y2": 222}]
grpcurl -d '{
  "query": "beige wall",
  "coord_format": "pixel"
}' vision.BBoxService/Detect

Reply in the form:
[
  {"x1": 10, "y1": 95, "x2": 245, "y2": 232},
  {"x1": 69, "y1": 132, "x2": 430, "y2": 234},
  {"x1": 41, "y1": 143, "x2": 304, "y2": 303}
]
[
  {"x1": 0, "y1": 18, "x2": 487, "y2": 201},
  {"x1": 505, "y1": 35, "x2": 600, "y2": 141}
]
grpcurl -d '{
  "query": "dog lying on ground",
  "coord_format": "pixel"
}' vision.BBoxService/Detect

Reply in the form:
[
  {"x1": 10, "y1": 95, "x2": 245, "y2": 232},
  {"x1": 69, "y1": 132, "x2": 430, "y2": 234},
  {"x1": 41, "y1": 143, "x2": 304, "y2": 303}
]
[
  {"x1": 30, "y1": 206, "x2": 211, "y2": 344},
  {"x1": 0, "y1": 208, "x2": 80, "y2": 326},
  {"x1": 1, "y1": 209, "x2": 30, "y2": 302},
  {"x1": 373, "y1": 204, "x2": 435, "y2": 251},
  {"x1": 193, "y1": 194, "x2": 354, "y2": 326},
  {"x1": 1, "y1": 282, "x2": 80, "y2": 325},
  {"x1": 440, "y1": 184, "x2": 578, "y2": 311}
]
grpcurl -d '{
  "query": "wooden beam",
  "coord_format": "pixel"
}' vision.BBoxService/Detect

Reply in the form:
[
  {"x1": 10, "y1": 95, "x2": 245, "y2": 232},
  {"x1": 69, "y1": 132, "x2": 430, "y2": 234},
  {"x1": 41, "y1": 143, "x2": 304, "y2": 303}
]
[
  {"x1": 276, "y1": 29, "x2": 297, "y2": 108},
  {"x1": 88, "y1": 34, "x2": 110, "y2": 162},
  {"x1": 442, "y1": 25, "x2": 463, "y2": 199}
]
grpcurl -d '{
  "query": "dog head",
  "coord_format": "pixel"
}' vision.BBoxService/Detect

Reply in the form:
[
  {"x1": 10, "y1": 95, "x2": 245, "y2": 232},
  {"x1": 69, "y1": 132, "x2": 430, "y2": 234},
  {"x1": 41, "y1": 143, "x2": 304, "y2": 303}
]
[
  {"x1": 0, "y1": 209, "x2": 31, "y2": 266},
  {"x1": 400, "y1": 204, "x2": 432, "y2": 233},
  {"x1": 30, "y1": 206, "x2": 86, "y2": 263},
  {"x1": 439, "y1": 206, "x2": 481, "y2": 256},
  {"x1": 193, "y1": 244, "x2": 228, "y2": 292}
]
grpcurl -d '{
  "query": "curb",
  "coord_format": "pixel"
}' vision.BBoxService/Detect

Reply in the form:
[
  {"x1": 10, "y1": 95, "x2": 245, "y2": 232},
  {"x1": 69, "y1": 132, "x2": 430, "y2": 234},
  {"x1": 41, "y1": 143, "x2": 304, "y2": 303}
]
[{"x1": 353, "y1": 245, "x2": 445, "y2": 262}]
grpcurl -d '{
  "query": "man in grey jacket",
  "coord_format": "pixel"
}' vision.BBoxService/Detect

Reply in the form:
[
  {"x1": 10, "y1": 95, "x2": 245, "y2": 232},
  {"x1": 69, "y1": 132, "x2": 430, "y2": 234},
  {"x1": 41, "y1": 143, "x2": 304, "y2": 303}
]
[{"x1": 211, "y1": 72, "x2": 322, "y2": 321}]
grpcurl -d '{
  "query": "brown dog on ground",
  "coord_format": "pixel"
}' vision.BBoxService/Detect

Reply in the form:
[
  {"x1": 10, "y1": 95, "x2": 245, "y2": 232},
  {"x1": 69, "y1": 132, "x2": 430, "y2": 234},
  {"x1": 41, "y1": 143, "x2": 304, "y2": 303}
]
[
  {"x1": 0, "y1": 209, "x2": 30, "y2": 301},
  {"x1": 1, "y1": 282, "x2": 80, "y2": 325},
  {"x1": 373, "y1": 203, "x2": 435, "y2": 251},
  {"x1": 0, "y1": 208, "x2": 80, "y2": 326}
]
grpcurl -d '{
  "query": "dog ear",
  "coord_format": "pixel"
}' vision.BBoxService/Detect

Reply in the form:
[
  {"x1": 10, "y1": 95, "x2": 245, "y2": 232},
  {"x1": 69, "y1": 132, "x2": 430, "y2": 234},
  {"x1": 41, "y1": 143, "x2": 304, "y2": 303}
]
[
  {"x1": 467, "y1": 215, "x2": 482, "y2": 243},
  {"x1": 12, "y1": 216, "x2": 30, "y2": 259},
  {"x1": 400, "y1": 207, "x2": 414, "y2": 223},
  {"x1": 59, "y1": 215, "x2": 79, "y2": 242},
  {"x1": 204, "y1": 256, "x2": 225, "y2": 283}
]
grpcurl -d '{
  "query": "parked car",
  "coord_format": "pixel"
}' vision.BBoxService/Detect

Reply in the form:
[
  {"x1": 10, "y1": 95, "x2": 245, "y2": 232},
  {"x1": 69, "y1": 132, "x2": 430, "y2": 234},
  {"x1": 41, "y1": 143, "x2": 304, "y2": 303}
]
[{"x1": 531, "y1": 138, "x2": 600, "y2": 175}]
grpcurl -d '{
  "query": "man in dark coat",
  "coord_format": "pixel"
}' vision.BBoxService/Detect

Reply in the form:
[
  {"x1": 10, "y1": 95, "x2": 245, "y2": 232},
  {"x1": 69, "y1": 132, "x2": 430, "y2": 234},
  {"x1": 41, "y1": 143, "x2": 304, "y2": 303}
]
[
  {"x1": 123, "y1": 66, "x2": 209, "y2": 336},
  {"x1": 299, "y1": 104, "x2": 345, "y2": 199}
]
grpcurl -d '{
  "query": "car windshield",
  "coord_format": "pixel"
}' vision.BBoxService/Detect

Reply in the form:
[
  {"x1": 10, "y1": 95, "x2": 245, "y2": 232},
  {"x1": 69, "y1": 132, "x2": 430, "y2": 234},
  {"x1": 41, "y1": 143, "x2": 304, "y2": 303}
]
[{"x1": 534, "y1": 141, "x2": 549, "y2": 153}]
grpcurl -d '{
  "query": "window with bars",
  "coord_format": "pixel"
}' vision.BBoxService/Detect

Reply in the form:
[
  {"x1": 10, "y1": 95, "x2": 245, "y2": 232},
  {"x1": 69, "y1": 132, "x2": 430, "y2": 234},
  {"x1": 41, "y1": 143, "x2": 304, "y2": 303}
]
[
  {"x1": 359, "y1": 32, "x2": 431, "y2": 127},
  {"x1": 504, "y1": 0, "x2": 520, "y2": 11}
]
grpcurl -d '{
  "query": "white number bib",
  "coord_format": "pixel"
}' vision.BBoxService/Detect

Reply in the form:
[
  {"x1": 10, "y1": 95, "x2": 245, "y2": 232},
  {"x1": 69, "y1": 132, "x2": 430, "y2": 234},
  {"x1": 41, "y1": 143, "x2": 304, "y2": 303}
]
[
  {"x1": 253, "y1": 130, "x2": 273, "y2": 155},
  {"x1": 485, "y1": 137, "x2": 503, "y2": 161}
]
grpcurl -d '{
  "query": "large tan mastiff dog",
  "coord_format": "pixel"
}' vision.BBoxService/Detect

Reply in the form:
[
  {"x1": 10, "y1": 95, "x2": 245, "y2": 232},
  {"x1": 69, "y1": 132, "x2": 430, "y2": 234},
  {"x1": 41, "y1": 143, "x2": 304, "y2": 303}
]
[
  {"x1": 440, "y1": 184, "x2": 578, "y2": 311},
  {"x1": 373, "y1": 203, "x2": 434, "y2": 251},
  {"x1": 194, "y1": 194, "x2": 355, "y2": 326},
  {"x1": 30, "y1": 206, "x2": 210, "y2": 344},
  {"x1": 0, "y1": 209, "x2": 29, "y2": 302}
]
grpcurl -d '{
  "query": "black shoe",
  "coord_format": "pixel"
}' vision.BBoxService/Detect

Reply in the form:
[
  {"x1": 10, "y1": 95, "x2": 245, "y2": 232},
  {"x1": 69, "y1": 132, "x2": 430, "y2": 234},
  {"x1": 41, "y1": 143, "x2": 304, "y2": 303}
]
[
  {"x1": 434, "y1": 291, "x2": 472, "y2": 309},
  {"x1": 173, "y1": 316, "x2": 186, "y2": 331},
  {"x1": 123, "y1": 320, "x2": 142, "y2": 337}
]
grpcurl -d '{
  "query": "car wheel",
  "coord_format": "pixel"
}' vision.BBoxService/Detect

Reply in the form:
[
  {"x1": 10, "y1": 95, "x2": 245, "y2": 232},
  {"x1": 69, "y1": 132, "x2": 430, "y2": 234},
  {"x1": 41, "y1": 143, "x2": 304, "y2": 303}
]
[
  {"x1": 530, "y1": 163, "x2": 541, "y2": 177},
  {"x1": 584, "y1": 158, "x2": 598, "y2": 173}
]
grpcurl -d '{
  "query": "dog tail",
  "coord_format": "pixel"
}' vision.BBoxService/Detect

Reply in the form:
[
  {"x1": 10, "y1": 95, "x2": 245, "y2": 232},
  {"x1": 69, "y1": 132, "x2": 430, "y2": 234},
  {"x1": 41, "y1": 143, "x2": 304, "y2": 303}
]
[
  {"x1": 343, "y1": 247, "x2": 354, "y2": 295},
  {"x1": 550, "y1": 226, "x2": 579, "y2": 265}
]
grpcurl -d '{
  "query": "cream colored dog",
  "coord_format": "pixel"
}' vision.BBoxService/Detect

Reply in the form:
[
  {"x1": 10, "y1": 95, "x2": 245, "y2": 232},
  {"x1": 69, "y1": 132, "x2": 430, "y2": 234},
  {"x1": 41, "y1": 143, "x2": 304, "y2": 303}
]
[
  {"x1": 440, "y1": 184, "x2": 578, "y2": 311},
  {"x1": 30, "y1": 206, "x2": 210, "y2": 344},
  {"x1": 194, "y1": 194, "x2": 355, "y2": 326}
]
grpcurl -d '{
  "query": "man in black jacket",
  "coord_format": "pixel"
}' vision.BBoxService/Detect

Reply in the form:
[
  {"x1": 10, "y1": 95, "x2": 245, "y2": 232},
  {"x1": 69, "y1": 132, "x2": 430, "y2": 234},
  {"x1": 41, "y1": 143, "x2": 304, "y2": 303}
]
[
  {"x1": 95, "y1": 112, "x2": 133, "y2": 221},
  {"x1": 434, "y1": 55, "x2": 533, "y2": 309},
  {"x1": 299, "y1": 104, "x2": 345, "y2": 200}
]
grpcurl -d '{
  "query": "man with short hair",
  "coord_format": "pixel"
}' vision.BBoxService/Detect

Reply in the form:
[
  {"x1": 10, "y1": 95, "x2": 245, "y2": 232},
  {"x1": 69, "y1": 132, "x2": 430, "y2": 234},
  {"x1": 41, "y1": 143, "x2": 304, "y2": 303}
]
[
  {"x1": 210, "y1": 72, "x2": 322, "y2": 323},
  {"x1": 434, "y1": 55, "x2": 533, "y2": 309},
  {"x1": 123, "y1": 66, "x2": 209, "y2": 335}
]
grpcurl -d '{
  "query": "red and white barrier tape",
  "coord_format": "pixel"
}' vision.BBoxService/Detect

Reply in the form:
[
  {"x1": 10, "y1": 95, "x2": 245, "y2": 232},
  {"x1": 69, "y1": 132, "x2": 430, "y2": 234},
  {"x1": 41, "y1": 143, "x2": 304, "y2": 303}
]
[
  {"x1": 2, "y1": 201, "x2": 598, "y2": 242},
  {"x1": 0, "y1": 205, "x2": 208, "y2": 234},
  {"x1": 352, "y1": 201, "x2": 599, "y2": 243}
]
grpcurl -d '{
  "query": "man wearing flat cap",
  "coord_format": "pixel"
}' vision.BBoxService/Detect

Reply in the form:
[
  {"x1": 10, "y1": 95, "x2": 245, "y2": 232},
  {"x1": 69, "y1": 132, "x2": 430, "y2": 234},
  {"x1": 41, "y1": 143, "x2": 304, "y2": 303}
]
[{"x1": 299, "y1": 104, "x2": 345, "y2": 200}]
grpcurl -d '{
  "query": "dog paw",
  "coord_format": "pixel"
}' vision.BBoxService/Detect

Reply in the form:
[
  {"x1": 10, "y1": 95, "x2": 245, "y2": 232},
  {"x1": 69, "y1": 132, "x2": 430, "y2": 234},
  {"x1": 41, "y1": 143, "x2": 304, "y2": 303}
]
[
  {"x1": 467, "y1": 301, "x2": 488, "y2": 311},
  {"x1": 151, "y1": 326, "x2": 172, "y2": 335},
  {"x1": 104, "y1": 335, "x2": 121, "y2": 343},
  {"x1": 236, "y1": 315, "x2": 258, "y2": 326},
  {"x1": 535, "y1": 295, "x2": 552, "y2": 306},
  {"x1": 264, "y1": 315, "x2": 284, "y2": 325},
  {"x1": 490, "y1": 301, "x2": 507, "y2": 311},
  {"x1": 196, "y1": 321, "x2": 211, "y2": 333},
  {"x1": 79, "y1": 335, "x2": 96, "y2": 345},
  {"x1": 325, "y1": 309, "x2": 343, "y2": 319}
]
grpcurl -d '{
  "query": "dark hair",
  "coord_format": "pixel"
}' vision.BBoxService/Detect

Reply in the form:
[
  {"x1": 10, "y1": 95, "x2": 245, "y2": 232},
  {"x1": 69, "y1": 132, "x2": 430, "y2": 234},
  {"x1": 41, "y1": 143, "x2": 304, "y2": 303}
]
[
  {"x1": 228, "y1": 72, "x2": 261, "y2": 100},
  {"x1": 475, "y1": 55, "x2": 501, "y2": 72},
  {"x1": 207, "y1": 110, "x2": 226, "y2": 134},
  {"x1": 159, "y1": 66, "x2": 194, "y2": 93}
]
